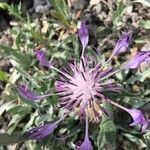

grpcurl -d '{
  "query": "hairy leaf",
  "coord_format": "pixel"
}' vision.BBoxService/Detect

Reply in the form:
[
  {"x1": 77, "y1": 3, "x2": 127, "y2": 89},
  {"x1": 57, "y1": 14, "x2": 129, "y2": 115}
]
[
  {"x1": 0, "y1": 131, "x2": 27, "y2": 146},
  {"x1": 97, "y1": 118, "x2": 116, "y2": 150}
]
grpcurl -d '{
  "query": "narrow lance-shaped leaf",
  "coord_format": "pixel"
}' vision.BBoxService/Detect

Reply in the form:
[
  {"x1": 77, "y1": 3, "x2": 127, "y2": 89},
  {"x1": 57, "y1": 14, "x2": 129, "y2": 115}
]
[{"x1": 0, "y1": 131, "x2": 27, "y2": 146}]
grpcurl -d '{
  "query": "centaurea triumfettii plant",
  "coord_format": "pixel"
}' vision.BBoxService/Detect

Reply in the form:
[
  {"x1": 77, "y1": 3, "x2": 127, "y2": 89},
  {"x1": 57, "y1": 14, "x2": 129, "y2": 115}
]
[{"x1": 17, "y1": 22, "x2": 150, "y2": 149}]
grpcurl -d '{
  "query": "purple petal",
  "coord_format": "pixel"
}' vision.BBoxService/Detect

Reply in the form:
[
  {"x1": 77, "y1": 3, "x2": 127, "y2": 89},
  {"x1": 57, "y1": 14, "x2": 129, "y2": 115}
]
[
  {"x1": 99, "y1": 68, "x2": 114, "y2": 78},
  {"x1": 79, "y1": 136, "x2": 93, "y2": 150},
  {"x1": 127, "y1": 109, "x2": 149, "y2": 132},
  {"x1": 79, "y1": 111, "x2": 93, "y2": 150},
  {"x1": 28, "y1": 123, "x2": 56, "y2": 140},
  {"x1": 113, "y1": 31, "x2": 132, "y2": 55},
  {"x1": 101, "y1": 82, "x2": 121, "y2": 93},
  {"x1": 35, "y1": 50, "x2": 51, "y2": 67},
  {"x1": 125, "y1": 51, "x2": 150, "y2": 69},
  {"x1": 27, "y1": 116, "x2": 67, "y2": 141},
  {"x1": 109, "y1": 100, "x2": 149, "y2": 132},
  {"x1": 78, "y1": 22, "x2": 89, "y2": 52},
  {"x1": 17, "y1": 84, "x2": 51, "y2": 101}
]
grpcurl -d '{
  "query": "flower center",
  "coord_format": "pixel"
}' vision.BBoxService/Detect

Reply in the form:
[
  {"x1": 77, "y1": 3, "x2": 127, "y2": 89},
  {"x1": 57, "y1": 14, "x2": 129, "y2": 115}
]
[
  {"x1": 68, "y1": 69, "x2": 95, "y2": 101},
  {"x1": 55, "y1": 62, "x2": 108, "y2": 122}
]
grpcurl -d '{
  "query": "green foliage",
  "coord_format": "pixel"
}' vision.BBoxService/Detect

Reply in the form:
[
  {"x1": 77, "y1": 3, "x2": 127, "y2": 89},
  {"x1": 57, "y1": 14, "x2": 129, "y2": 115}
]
[
  {"x1": 0, "y1": 101, "x2": 16, "y2": 116},
  {"x1": 135, "y1": 35, "x2": 150, "y2": 43},
  {"x1": 0, "y1": 131, "x2": 27, "y2": 146},
  {"x1": 139, "y1": 20, "x2": 150, "y2": 29},
  {"x1": 51, "y1": 0, "x2": 69, "y2": 19},
  {"x1": 0, "y1": 2, "x2": 23, "y2": 21},
  {"x1": 113, "y1": 1, "x2": 125, "y2": 28},
  {"x1": 127, "y1": 68, "x2": 150, "y2": 83},
  {"x1": 0, "y1": 45, "x2": 32, "y2": 68},
  {"x1": 50, "y1": 0, "x2": 72, "y2": 27},
  {"x1": 0, "y1": 70, "x2": 8, "y2": 81},
  {"x1": 97, "y1": 118, "x2": 116, "y2": 150},
  {"x1": 123, "y1": 133, "x2": 147, "y2": 149}
]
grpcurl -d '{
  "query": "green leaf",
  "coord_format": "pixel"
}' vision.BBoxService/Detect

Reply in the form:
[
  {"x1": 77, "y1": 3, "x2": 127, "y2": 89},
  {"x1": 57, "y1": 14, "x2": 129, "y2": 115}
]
[
  {"x1": 127, "y1": 68, "x2": 150, "y2": 83},
  {"x1": 113, "y1": 1, "x2": 125, "y2": 27},
  {"x1": 7, "y1": 105, "x2": 31, "y2": 134},
  {"x1": 103, "y1": 89, "x2": 141, "y2": 100},
  {"x1": 50, "y1": 0, "x2": 70, "y2": 26},
  {"x1": 23, "y1": 29, "x2": 47, "y2": 45},
  {"x1": 12, "y1": 52, "x2": 32, "y2": 68},
  {"x1": 140, "y1": 68, "x2": 150, "y2": 82},
  {"x1": 0, "y1": 131, "x2": 27, "y2": 146},
  {"x1": 0, "y1": 70, "x2": 8, "y2": 81},
  {"x1": 8, "y1": 104, "x2": 31, "y2": 115},
  {"x1": 97, "y1": 118, "x2": 116, "y2": 150},
  {"x1": 18, "y1": 95, "x2": 42, "y2": 111},
  {"x1": 51, "y1": 11, "x2": 70, "y2": 26},
  {"x1": 51, "y1": 0, "x2": 69, "y2": 19},
  {"x1": 123, "y1": 133, "x2": 147, "y2": 149},
  {"x1": 23, "y1": 112, "x2": 37, "y2": 132},
  {"x1": 0, "y1": 45, "x2": 32, "y2": 68},
  {"x1": 0, "y1": 101, "x2": 15, "y2": 116},
  {"x1": 135, "y1": 35, "x2": 150, "y2": 43},
  {"x1": 7, "y1": 114, "x2": 26, "y2": 134},
  {"x1": 0, "y1": 44, "x2": 17, "y2": 55},
  {"x1": 140, "y1": 20, "x2": 150, "y2": 29},
  {"x1": 0, "y1": 2, "x2": 23, "y2": 21}
]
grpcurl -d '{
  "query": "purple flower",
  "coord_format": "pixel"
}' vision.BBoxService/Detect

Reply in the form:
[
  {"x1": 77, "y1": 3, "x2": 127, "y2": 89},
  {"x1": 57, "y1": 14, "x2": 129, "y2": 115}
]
[
  {"x1": 55, "y1": 59, "x2": 120, "y2": 117},
  {"x1": 79, "y1": 112, "x2": 93, "y2": 150},
  {"x1": 35, "y1": 50, "x2": 51, "y2": 67},
  {"x1": 27, "y1": 115, "x2": 66, "y2": 140},
  {"x1": 113, "y1": 31, "x2": 132, "y2": 55},
  {"x1": 17, "y1": 84, "x2": 51, "y2": 101},
  {"x1": 128, "y1": 109, "x2": 149, "y2": 132},
  {"x1": 17, "y1": 21, "x2": 149, "y2": 147},
  {"x1": 125, "y1": 51, "x2": 150, "y2": 69},
  {"x1": 109, "y1": 100, "x2": 149, "y2": 132},
  {"x1": 28, "y1": 122, "x2": 56, "y2": 140},
  {"x1": 79, "y1": 136, "x2": 93, "y2": 150},
  {"x1": 78, "y1": 22, "x2": 89, "y2": 54}
]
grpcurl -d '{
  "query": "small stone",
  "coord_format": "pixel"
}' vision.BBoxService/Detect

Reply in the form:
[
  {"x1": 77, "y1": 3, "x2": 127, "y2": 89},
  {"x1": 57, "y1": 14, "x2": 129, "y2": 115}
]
[
  {"x1": 71, "y1": 0, "x2": 88, "y2": 9},
  {"x1": 0, "y1": 35, "x2": 10, "y2": 46},
  {"x1": 92, "y1": 5, "x2": 102, "y2": 15},
  {"x1": 32, "y1": 0, "x2": 51, "y2": 14},
  {"x1": 90, "y1": 0, "x2": 101, "y2": 5}
]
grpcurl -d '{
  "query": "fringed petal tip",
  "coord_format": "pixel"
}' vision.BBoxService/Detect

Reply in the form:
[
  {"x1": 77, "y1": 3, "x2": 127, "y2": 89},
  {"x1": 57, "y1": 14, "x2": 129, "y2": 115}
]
[
  {"x1": 35, "y1": 49, "x2": 51, "y2": 67},
  {"x1": 113, "y1": 31, "x2": 132, "y2": 55},
  {"x1": 128, "y1": 109, "x2": 149, "y2": 132},
  {"x1": 78, "y1": 22, "x2": 89, "y2": 52},
  {"x1": 108, "y1": 100, "x2": 149, "y2": 132}
]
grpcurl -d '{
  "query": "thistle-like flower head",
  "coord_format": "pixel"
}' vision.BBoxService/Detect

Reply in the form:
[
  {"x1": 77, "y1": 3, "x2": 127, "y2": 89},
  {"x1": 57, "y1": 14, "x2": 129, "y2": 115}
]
[
  {"x1": 55, "y1": 57, "x2": 120, "y2": 122},
  {"x1": 17, "y1": 22, "x2": 149, "y2": 149}
]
